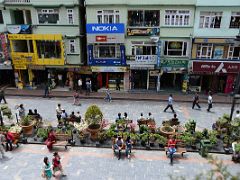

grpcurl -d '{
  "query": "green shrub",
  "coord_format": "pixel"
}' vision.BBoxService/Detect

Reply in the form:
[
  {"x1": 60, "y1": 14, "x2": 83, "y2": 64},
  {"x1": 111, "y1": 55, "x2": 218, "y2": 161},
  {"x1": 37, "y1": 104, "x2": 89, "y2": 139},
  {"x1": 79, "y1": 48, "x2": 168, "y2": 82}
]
[{"x1": 84, "y1": 105, "x2": 103, "y2": 125}]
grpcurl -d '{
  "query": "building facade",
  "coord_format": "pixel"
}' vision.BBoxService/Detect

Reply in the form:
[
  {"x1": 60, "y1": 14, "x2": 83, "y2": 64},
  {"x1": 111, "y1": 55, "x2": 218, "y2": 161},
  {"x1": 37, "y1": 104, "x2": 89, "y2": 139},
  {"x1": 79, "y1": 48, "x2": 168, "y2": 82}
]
[
  {"x1": 0, "y1": 0, "x2": 86, "y2": 88},
  {"x1": 190, "y1": 0, "x2": 240, "y2": 94},
  {"x1": 85, "y1": 0, "x2": 195, "y2": 91}
]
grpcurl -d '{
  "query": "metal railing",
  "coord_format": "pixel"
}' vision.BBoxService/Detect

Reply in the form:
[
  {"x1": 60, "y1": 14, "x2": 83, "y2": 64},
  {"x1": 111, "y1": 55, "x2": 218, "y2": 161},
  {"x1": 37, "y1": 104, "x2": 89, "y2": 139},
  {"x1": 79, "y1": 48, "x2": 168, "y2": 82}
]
[{"x1": 4, "y1": 0, "x2": 31, "y2": 4}]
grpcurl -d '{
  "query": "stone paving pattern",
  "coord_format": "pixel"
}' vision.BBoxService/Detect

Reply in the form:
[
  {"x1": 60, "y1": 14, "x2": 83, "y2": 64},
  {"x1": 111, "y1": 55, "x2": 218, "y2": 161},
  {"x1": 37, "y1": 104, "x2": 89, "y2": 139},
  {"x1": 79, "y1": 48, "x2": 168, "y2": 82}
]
[
  {"x1": 4, "y1": 97, "x2": 233, "y2": 129},
  {"x1": 0, "y1": 144, "x2": 239, "y2": 180}
]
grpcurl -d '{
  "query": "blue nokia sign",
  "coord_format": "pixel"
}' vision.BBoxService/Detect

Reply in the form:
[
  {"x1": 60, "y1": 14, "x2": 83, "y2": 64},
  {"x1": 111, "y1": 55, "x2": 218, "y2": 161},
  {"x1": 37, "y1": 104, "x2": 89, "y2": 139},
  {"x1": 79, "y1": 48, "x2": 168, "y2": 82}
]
[{"x1": 86, "y1": 23, "x2": 125, "y2": 34}]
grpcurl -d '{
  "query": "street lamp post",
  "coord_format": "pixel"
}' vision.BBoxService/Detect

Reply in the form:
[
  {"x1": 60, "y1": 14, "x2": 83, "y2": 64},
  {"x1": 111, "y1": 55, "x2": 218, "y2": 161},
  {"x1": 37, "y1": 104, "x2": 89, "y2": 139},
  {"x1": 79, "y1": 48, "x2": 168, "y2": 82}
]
[{"x1": 150, "y1": 36, "x2": 161, "y2": 92}]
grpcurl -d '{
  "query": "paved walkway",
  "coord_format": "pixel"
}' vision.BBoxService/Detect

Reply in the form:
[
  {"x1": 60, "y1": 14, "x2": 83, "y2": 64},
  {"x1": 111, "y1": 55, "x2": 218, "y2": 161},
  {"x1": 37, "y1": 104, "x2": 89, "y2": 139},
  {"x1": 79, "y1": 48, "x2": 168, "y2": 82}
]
[
  {"x1": 0, "y1": 144, "x2": 239, "y2": 180},
  {"x1": 5, "y1": 88, "x2": 234, "y2": 104}
]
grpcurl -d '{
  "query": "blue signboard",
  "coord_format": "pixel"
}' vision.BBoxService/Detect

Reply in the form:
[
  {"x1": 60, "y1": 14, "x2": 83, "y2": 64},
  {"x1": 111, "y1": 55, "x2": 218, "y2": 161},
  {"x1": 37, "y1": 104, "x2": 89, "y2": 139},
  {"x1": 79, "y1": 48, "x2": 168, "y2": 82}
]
[
  {"x1": 86, "y1": 23, "x2": 125, "y2": 34},
  {"x1": 88, "y1": 45, "x2": 126, "y2": 66},
  {"x1": 156, "y1": 40, "x2": 161, "y2": 68}
]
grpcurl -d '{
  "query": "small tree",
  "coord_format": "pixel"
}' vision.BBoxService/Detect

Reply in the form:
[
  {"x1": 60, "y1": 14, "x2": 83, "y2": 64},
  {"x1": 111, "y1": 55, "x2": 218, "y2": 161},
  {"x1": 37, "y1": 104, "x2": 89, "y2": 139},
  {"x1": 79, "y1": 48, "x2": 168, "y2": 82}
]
[{"x1": 84, "y1": 105, "x2": 103, "y2": 125}]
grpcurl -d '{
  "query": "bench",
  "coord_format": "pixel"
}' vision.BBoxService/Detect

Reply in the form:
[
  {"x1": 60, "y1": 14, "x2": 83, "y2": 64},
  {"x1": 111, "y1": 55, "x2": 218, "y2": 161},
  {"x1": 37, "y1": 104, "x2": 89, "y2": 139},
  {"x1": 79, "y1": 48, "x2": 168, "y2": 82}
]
[
  {"x1": 165, "y1": 146, "x2": 187, "y2": 157},
  {"x1": 52, "y1": 133, "x2": 71, "y2": 150}
]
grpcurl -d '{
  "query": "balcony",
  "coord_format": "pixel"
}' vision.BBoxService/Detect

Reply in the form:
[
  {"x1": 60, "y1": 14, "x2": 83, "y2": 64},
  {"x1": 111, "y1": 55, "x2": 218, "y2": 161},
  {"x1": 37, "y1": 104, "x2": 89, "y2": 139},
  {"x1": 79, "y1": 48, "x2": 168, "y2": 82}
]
[{"x1": 4, "y1": 0, "x2": 31, "y2": 4}]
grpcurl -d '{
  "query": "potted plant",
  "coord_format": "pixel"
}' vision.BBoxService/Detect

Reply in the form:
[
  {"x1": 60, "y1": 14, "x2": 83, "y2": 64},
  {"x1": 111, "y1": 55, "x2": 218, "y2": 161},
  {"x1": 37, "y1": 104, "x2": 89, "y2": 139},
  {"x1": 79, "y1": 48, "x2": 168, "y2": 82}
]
[
  {"x1": 36, "y1": 128, "x2": 49, "y2": 142},
  {"x1": 180, "y1": 132, "x2": 196, "y2": 148},
  {"x1": 130, "y1": 133, "x2": 139, "y2": 145},
  {"x1": 8, "y1": 124, "x2": 22, "y2": 139},
  {"x1": 185, "y1": 119, "x2": 196, "y2": 134},
  {"x1": 155, "y1": 134, "x2": 167, "y2": 148},
  {"x1": 140, "y1": 133, "x2": 148, "y2": 147},
  {"x1": 1, "y1": 105, "x2": 12, "y2": 119},
  {"x1": 85, "y1": 105, "x2": 103, "y2": 141},
  {"x1": 149, "y1": 133, "x2": 156, "y2": 147},
  {"x1": 20, "y1": 115, "x2": 34, "y2": 135},
  {"x1": 139, "y1": 125, "x2": 149, "y2": 134},
  {"x1": 98, "y1": 131, "x2": 107, "y2": 144},
  {"x1": 159, "y1": 125, "x2": 175, "y2": 137},
  {"x1": 106, "y1": 128, "x2": 117, "y2": 144},
  {"x1": 232, "y1": 143, "x2": 240, "y2": 162}
]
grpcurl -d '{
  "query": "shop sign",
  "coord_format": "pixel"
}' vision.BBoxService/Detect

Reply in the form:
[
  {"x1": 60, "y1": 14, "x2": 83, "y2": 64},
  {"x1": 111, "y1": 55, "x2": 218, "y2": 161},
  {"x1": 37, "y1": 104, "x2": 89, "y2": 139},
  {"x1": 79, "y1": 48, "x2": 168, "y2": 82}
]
[
  {"x1": 91, "y1": 66, "x2": 127, "y2": 72},
  {"x1": 28, "y1": 65, "x2": 45, "y2": 70},
  {"x1": 8, "y1": 34, "x2": 33, "y2": 40},
  {"x1": 161, "y1": 59, "x2": 188, "y2": 68},
  {"x1": 14, "y1": 64, "x2": 27, "y2": 70},
  {"x1": 135, "y1": 55, "x2": 157, "y2": 63},
  {"x1": 7, "y1": 25, "x2": 31, "y2": 34},
  {"x1": 0, "y1": 33, "x2": 9, "y2": 61},
  {"x1": 192, "y1": 61, "x2": 240, "y2": 73},
  {"x1": 87, "y1": 34, "x2": 124, "y2": 43},
  {"x1": 86, "y1": 24, "x2": 125, "y2": 34},
  {"x1": 127, "y1": 28, "x2": 160, "y2": 36},
  {"x1": 130, "y1": 64, "x2": 155, "y2": 70},
  {"x1": 0, "y1": 64, "x2": 12, "y2": 70},
  {"x1": 126, "y1": 56, "x2": 135, "y2": 61}
]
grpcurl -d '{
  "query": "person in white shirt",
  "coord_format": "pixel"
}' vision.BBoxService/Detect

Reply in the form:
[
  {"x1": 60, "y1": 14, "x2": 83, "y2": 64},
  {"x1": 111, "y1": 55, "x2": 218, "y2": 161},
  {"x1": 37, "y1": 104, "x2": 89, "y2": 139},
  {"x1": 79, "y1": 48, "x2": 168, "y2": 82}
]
[
  {"x1": 56, "y1": 104, "x2": 62, "y2": 121},
  {"x1": 138, "y1": 113, "x2": 145, "y2": 120},
  {"x1": 236, "y1": 110, "x2": 240, "y2": 118},
  {"x1": 207, "y1": 92, "x2": 213, "y2": 112},
  {"x1": 58, "y1": 74, "x2": 63, "y2": 87},
  {"x1": 78, "y1": 78, "x2": 82, "y2": 93},
  {"x1": 164, "y1": 94, "x2": 175, "y2": 113},
  {"x1": 147, "y1": 112, "x2": 154, "y2": 120}
]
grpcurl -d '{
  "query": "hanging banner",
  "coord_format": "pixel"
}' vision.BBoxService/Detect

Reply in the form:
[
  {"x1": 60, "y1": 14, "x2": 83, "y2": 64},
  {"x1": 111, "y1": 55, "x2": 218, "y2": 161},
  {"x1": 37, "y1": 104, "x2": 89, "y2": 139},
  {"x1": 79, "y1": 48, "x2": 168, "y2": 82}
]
[{"x1": 127, "y1": 28, "x2": 160, "y2": 36}]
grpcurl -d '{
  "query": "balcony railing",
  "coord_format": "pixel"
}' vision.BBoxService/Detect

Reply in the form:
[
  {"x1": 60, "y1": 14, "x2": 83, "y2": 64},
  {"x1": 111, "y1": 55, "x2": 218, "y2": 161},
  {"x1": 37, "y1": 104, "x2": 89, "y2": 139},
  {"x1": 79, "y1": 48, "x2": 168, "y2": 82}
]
[{"x1": 4, "y1": 0, "x2": 31, "y2": 4}]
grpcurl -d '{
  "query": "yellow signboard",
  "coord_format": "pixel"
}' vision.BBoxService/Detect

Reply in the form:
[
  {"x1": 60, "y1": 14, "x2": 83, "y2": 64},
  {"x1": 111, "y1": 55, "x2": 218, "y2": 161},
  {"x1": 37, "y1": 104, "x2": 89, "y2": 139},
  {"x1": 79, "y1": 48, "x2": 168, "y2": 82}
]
[{"x1": 14, "y1": 64, "x2": 27, "y2": 70}]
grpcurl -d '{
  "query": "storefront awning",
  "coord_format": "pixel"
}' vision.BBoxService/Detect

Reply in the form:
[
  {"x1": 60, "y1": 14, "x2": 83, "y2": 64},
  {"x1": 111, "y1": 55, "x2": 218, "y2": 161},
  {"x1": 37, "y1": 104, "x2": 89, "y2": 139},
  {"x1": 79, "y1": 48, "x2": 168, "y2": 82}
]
[
  {"x1": 91, "y1": 66, "x2": 127, "y2": 72},
  {"x1": 130, "y1": 64, "x2": 155, "y2": 70}
]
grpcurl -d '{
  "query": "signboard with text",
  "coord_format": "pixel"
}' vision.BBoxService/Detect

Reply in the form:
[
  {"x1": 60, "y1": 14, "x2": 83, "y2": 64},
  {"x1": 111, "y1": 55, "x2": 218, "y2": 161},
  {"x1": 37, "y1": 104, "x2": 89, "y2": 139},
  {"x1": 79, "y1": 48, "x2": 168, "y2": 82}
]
[
  {"x1": 135, "y1": 55, "x2": 157, "y2": 64},
  {"x1": 192, "y1": 61, "x2": 240, "y2": 73},
  {"x1": 86, "y1": 24, "x2": 124, "y2": 34},
  {"x1": 127, "y1": 27, "x2": 160, "y2": 36}
]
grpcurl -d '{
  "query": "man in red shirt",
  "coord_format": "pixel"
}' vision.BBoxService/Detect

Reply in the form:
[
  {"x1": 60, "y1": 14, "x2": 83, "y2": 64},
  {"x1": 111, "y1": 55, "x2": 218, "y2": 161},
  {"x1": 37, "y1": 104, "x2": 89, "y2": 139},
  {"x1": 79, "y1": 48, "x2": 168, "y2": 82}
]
[
  {"x1": 167, "y1": 135, "x2": 177, "y2": 163},
  {"x1": 5, "y1": 131, "x2": 14, "y2": 151}
]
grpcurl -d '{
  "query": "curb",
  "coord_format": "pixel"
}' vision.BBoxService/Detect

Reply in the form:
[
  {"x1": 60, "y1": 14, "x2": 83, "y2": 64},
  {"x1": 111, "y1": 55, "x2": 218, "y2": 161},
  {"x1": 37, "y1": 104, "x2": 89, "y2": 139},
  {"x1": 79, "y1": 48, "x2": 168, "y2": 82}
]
[{"x1": 5, "y1": 93, "x2": 233, "y2": 104}]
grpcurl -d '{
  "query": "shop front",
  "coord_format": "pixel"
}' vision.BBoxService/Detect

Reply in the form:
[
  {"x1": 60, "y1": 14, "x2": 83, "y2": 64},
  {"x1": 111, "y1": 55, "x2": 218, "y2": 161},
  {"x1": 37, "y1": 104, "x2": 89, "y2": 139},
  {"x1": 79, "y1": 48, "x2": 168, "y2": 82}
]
[
  {"x1": 91, "y1": 66, "x2": 128, "y2": 91},
  {"x1": 87, "y1": 23, "x2": 127, "y2": 91},
  {"x1": 191, "y1": 61, "x2": 240, "y2": 94},
  {"x1": 160, "y1": 58, "x2": 188, "y2": 90}
]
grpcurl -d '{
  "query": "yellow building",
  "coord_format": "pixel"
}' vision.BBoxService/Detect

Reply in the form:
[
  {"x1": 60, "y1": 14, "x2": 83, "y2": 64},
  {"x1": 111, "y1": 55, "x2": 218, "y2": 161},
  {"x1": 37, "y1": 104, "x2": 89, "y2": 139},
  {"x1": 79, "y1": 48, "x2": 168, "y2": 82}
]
[{"x1": 8, "y1": 34, "x2": 65, "y2": 88}]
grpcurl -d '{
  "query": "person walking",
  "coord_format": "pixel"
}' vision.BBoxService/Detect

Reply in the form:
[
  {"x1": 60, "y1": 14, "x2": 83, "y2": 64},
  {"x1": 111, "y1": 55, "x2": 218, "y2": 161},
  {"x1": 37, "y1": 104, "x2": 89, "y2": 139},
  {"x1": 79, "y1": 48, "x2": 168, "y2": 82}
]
[
  {"x1": 207, "y1": 92, "x2": 213, "y2": 112},
  {"x1": 0, "y1": 132, "x2": 6, "y2": 158},
  {"x1": 43, "y1": 82, "x2": 50, "y2": 98},
  {"x1": 164, "y1": 94, "x2": 175, "y2": 113},
  {"x1": 192, "y1": 92, "x2": 201, "y2": 109},
  {"x1": 5, "y1": 131, "x2": 13, "y2": 151},
  {"x1": 78, "y1": 78, "x2": 82, "y2": 93},
  {"x1": 18, "y1": 104, "x2": 25, "y2": 120},
  {"x1": 86, "y1": 80, "x2": 90, "y2": 95},
  {"x1": 52, "y1": 152, "x2": 66, "y2": 177},
  {"x1": 0, "y1": 88, "x2": 7, "y2": 104},
  {"x1": 116, "y1": 77, "x2": 121, "y2": 91},
  {"x1": 105, "y1": 88, "x2": 112, "y2": 102},
  {"x1": 56, "y1": 104, "x2": 62, "y2": 122},
  {"x1": 42, "y1": 157, "x2": 53, "y2": 180}
]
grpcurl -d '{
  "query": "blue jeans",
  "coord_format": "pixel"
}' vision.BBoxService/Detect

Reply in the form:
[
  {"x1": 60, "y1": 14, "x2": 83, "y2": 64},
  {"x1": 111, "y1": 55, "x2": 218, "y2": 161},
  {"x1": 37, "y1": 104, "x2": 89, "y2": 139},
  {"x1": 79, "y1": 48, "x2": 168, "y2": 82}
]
[
  {"x1": 105, "y1": 94, "x2": 111, "y2": 102},
  {"x1": 126, "y1": 144, "x2": 132, "y2": 156},
  {"x1": 168, "y1": 147, "x2": 176, "y2": 156}
]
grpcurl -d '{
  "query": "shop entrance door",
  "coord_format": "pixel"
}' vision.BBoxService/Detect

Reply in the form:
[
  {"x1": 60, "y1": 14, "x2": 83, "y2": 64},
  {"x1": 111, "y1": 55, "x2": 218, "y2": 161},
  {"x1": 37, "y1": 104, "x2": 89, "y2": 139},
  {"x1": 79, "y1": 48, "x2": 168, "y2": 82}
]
[{"x1": 132, "y1": 70, "x2": 147, "y2": 89}]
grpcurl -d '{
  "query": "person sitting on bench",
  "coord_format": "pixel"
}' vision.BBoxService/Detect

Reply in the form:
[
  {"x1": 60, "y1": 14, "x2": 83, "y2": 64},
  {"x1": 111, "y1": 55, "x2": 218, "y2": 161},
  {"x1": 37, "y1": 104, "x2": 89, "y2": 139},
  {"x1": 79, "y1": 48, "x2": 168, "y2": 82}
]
[
  {"x1": 45, "y1": 129, "x2": 56, "y2": 151},
  {"x1": 126, "y1": 136, "x2": 132, "y2": 158},
  {"x1": 168, "y1": 135, "x2": 177, "y2": 158},
  {"x1": 115, "y1": 113, "x2": 122, "y2": 122},
  {"x1": 69, "y1": 112, "x2": 76, "y2": 123},
  {"x1": 138, "y1": 113, "x2": 145, "y2": 121},
  {"x1": 147, "y1": 112, "x2": 154, "y2": 120},
  {"x1": 113, "y1": 136, "x2": 124, "y2": 160},
  {"x1": 28, "y1": 109, "x2": 34, "y2": 116},
  {"x1": 33, "y1": 109, "x2": 42, "y2": 120}
]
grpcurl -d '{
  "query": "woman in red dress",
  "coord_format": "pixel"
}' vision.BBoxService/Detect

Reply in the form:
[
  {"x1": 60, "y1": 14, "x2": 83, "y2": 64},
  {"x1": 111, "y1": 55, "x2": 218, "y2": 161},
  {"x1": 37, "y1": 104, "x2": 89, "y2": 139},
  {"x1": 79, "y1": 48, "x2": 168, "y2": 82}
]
[{"x1": 45, "y1": 129, "x2": 56, "y2": 151}]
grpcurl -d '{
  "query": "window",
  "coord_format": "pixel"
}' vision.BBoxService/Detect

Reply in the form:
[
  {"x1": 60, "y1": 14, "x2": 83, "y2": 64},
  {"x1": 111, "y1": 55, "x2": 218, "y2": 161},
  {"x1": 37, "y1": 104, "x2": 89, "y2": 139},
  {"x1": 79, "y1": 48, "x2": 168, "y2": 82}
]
[
  {"x1": 69, "y1": 39, "x2": 76, "y2": 54},
  {"x1": 37, "y1": 9, "x2": 59, "y2": 24},
  {"x1": 199, "y1": 12, "x2": 222, "y2": 28},
  {"x1": 228, "y1": 45, "x2": 240, "y2": 60},
  {"x1": 97, "y1": 10, "x2": 120, "y2": 24},
  {"x1": 128, "y1": 10, "x2": 159, "y2": 27},
  {"x1": 164, "y1": 10, "x2": 190, "y2": 26},
  {"x1": 0, "y1": 10, "x2": 4, "y2": 24},
  {"x1": 164, "y1": 41, "x2": 187, "y2": 56},
  {"x1": 93, "y1": 45, "x2": 120, "y2": 59},
  {"x1": 197, "y1": 44, "x2": 213, "y2": 59},
  {"x1": 229, "y1": 12, "x2": 240, "y2": 28},
  {"x1": 36, "y1": 41, "x2": 61, "y2": 58},
  {"x1": 67, "y1": 9, "x2": 74, "y2": 24},
  {"x1": 132, "y1": 45, "x2": 156, "y2": 55}
]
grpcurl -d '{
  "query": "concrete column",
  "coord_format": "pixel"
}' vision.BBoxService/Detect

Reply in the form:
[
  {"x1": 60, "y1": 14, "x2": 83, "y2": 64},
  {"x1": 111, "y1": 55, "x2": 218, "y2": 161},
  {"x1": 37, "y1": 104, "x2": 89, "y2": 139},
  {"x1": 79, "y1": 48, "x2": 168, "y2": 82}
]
[
  {"x1": 124, "y1": 71, "x2": 130, "y2": 91},
  {"x1": 147, "y1": 70, "x2": 149, "y2": 90}
]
